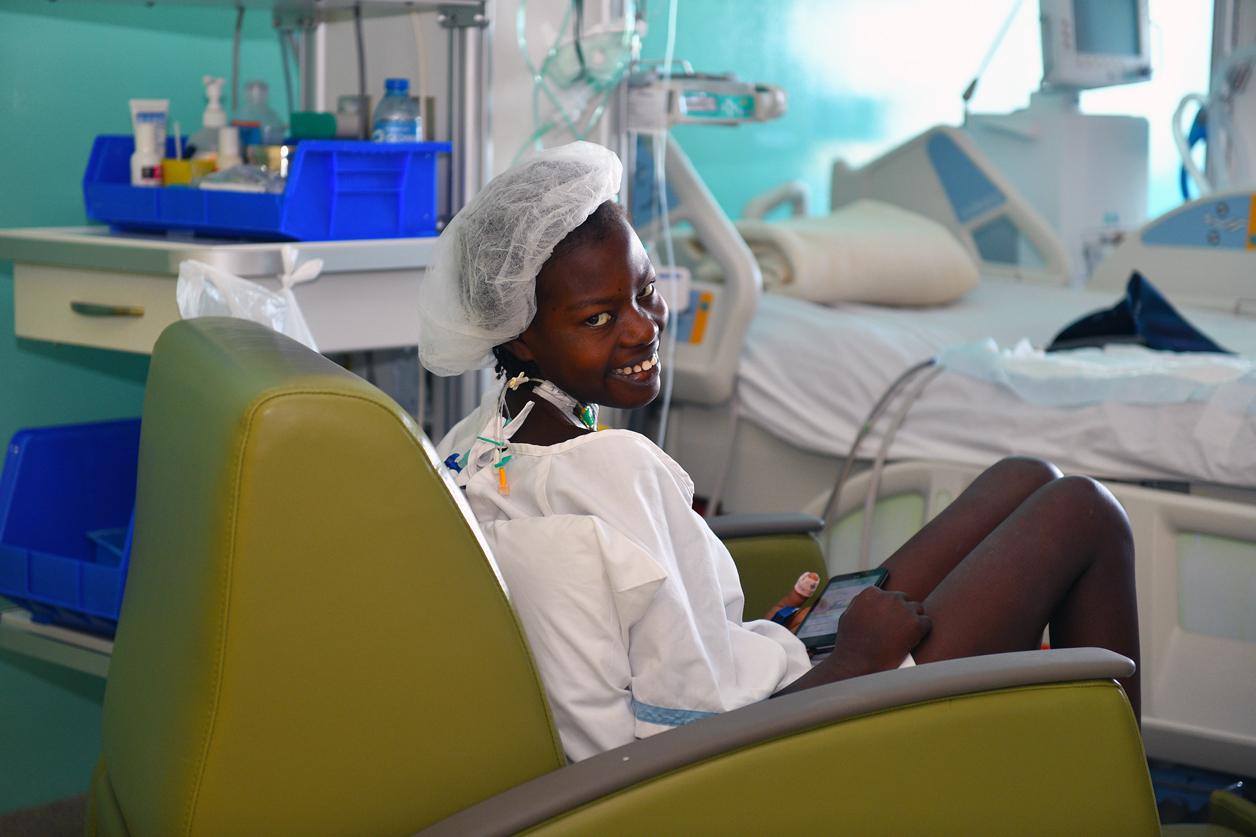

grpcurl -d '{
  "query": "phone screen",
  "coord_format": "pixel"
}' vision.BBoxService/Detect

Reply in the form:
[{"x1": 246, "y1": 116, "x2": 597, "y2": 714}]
[{"x1": 794, "y1": 569, "x2": 888, "y2": 650}]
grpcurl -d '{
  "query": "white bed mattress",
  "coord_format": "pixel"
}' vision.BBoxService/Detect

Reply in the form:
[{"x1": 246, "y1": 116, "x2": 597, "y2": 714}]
[{"x1": 737, "y1": 281, "x2": 1256, "y2": 487}]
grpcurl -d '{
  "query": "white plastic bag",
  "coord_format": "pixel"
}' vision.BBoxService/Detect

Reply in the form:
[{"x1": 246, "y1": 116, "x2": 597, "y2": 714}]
[{"x1": 176, "y1": 244, "x2": 321, "y2": 352}]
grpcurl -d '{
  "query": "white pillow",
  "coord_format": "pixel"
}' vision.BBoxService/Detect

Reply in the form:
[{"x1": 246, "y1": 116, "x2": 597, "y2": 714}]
[{"x1": 735, "y1": 199, "x2": 979, "y2": 306}]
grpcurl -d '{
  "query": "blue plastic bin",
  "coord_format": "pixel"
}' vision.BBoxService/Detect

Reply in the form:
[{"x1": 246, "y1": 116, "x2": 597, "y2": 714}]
[
  {"x1": 83, "y1": 136, "x2": 450, "y2": 241},
  {"x1": 0, "y1": 419, "x2": 141, "y2": 636}
]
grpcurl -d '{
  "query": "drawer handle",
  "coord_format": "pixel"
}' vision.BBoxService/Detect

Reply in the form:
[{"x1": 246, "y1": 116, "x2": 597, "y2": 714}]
[{"x1": 71, "y1": 301, "x2": 145, "y2": 317}]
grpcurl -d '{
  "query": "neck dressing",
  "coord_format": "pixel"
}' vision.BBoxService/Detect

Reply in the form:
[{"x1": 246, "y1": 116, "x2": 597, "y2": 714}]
[
  {"x1": 530, "y1": 379, "x2": 598, "y2": 430},
  {"x1": 485, "y1": 374, "x2": 597, "y2": 497}
]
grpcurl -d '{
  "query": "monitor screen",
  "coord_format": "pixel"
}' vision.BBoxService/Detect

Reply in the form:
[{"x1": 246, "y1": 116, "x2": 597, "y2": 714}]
[{"x1": 1072, "y1": 0, "x2": 1141, "y2": 56}]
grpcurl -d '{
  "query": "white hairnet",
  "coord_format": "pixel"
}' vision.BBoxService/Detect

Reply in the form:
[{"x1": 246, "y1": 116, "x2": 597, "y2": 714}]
[{"x1": 417, "y1": 141, "x2": 623, "y2": 376}]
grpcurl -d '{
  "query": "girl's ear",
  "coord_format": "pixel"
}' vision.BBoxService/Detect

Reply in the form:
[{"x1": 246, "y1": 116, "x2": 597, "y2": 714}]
[{"x1": 503, "y1": 336, "x2": 535, "y2": 362}]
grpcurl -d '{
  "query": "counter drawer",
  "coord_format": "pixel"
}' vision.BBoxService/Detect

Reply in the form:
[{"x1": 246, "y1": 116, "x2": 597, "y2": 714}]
[{"x1": 13, "y1": 264, "x2": 180, "y2": 354}]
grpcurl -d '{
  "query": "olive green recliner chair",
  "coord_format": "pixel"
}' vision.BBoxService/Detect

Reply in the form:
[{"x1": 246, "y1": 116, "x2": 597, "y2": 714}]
[{"x1": 86, "y1": 318, "x2": 1251, "y2": 837}]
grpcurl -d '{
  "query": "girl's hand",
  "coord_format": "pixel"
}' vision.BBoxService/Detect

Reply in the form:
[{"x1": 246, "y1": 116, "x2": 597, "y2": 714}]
[
  {"x1": 772, "y1": 587, "x2": 932, "y2": 697},
  {"x1": 828, "y1": 587, "x2": 932, "y2": 677}
]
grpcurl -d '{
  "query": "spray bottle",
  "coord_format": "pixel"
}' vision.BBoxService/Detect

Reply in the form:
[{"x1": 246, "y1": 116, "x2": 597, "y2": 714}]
[{"x1": 190, "y1": 76, "x2": 226, "y2": 160}]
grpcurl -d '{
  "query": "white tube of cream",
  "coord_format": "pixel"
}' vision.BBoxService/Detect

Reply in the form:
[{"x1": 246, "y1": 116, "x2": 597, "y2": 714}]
[{"x1": 129, "y1": 99, "x2": 169, "y2": 153}]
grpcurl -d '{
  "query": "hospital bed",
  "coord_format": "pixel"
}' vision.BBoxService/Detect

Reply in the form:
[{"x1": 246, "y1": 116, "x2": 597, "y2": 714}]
[{"x1": 653, "y1": 127, "x2": 1256, "y2": 777}]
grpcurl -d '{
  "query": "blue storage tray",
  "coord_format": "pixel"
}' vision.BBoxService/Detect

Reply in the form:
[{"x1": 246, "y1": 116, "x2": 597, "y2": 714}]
[
  {"x1": 0, "y1": 419, "x2": 141, "y2": 636},
  {"x1": 83, "y1": 136, "x2": 450, "y2": 241}
]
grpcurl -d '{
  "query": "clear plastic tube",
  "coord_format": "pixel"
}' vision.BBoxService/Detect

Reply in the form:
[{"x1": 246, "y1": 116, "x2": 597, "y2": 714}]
[
  {"x1": 279, "y1": 31, "x2": 295, "y2": 117},
  {"x1": 1173, "y1": 43, "x2": 1256, "y2": 196},
  {"x1": 518, "y1": 0, "x2": 580, "y2": 140},
  {"x1": 653, "y1": 0, "x2": 680, "y2": 450},
  {"x1": 514, "y1": 0, "x2": 637, "y2": 161},
  {"x1": 354, "y1": 3, "x2": 368, "y2": 140},
  {"x1": 858, "y1": 366, "x2": 943, "y2": 570},
  {"x1": 1174, "y1": 93, "x2": 1211, "y2": 196},
  {"x1": 231, "y1": 5, "x2": 244, "y2": 114},
  {"x1": 411, "y1": 12, "x2": 429, "y2": 121},
  {"x1": 961, "y1": 0, "x2": 1027, "y2": 120},
  {"x1": 819, "y1": 359, "x2": 938, "y2": 527}
]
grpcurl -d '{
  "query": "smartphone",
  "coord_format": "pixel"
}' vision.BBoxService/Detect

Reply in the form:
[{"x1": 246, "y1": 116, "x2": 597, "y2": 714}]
[{"x1": 792, "y1": 568, "x2": 889, "y2": 654}]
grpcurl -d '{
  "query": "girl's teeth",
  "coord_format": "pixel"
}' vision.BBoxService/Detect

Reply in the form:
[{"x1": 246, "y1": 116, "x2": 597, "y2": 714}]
[{"x1": 616, "y1": 354, "x2": 658, "y2": 375}]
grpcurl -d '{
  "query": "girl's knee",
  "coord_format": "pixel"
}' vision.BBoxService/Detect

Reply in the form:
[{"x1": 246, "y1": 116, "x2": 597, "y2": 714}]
[
  {"x1": 1055, "y1": 473, "x2": 1118, "y2": 509},
  {"x1": 1054, "y1": 475, "x2": 1135, "y2": 550},
  {"x1": 991, "y1": 456, "x2": 1061, "y2": 490}
]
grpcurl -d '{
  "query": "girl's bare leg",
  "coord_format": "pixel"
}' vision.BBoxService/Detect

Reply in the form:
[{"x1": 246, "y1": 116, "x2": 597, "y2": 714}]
[
  {"x1": 906, "y1": 475, "x2": 1141, "y2": 720},
  {"x1": 878, "y1": 456, "x2": 1062, "y2": 603},
  {"x1": 866, "y1": 458, "x2": 1140, "y2": 720}
]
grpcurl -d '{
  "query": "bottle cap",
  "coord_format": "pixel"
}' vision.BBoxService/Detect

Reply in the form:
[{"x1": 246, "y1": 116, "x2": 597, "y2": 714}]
[
  {"x1": 135, "y1": 120, "x2": 161, "y2": 154},
  {"x1": 793, "y1": 572, "x2": 819, "y2": 598},
  {"x1": 244, "y1": 80, "x2": 269, "y2": 103},
  {"x1": 385, "y1": 78, "x2": 410, "y2": 92},
  {"x1": 203, "y1": 75, "x2": 227, "y2": 129}
]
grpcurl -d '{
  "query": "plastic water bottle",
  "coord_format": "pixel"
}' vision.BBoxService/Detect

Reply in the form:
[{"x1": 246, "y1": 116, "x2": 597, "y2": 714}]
[
  {"x1": 372, "y1": 79, "x2": 421, "y2": 143},
  {"x1": 231, "y1": 80, "x2": 285, "y2": 146}
]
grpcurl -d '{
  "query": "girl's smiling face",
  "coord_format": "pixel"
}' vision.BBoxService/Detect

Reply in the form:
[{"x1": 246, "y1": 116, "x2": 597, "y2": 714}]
[{"x1": 506, "y1": 211, "x2": 668, "y2": 411}]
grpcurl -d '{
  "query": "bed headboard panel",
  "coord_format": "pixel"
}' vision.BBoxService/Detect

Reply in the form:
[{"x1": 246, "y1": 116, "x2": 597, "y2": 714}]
[
  {"x1": 831, "y1": 126, "x2": 1071, "y2": 287},
  {"x1": 635, "y1": 136, "x2": 761, "y2": 407}
]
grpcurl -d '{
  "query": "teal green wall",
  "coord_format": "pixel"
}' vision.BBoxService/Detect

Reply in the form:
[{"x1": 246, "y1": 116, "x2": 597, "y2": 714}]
[
  {"x1": 0, "y1": 1, "x2": 284, "y2": 813},
  {"x1": 0, "y1": 648, "x2": 108, "y2": 813},
  {"x1": 0, "y1": 1, "x2": 286, "y2": 447},
  {"x1": 639, "y1": 0, "x2": 1211, "y2": 223}
]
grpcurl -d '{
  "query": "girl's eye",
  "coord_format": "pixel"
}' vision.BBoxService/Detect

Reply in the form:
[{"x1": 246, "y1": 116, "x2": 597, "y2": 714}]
[
  {"x1": 586, "y1": 312, "x2": 611, "y2": 326},
  {"x1": 640, "y1": 282, "x2": 656, "y2": 298}
]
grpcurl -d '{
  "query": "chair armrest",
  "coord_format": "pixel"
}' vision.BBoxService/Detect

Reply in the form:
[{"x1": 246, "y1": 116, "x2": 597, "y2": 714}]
[
  {"x1": 415, "y1": 648, "x2": 1137, "y2": 837},
  {"x1": 1211, "y1": 791, "x2": 1256, "y2": 837},
  {"x1": 708, "y1": 513, "x2": 828, "y2": 617},
  {"x1": 716, "y1": 525, "x2": 827, "y2": 617},
  {"x1": 704, "y1": 512, "x2": 824, "y2": 539}
]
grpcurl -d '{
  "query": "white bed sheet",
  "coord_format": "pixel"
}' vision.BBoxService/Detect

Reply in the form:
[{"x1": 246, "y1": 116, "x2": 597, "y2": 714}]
[{"x1": 737, "y1": 281, "x2": 1256, "y2": 487}]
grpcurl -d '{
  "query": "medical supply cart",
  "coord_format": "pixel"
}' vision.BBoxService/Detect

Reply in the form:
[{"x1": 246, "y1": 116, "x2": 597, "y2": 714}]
[{"x1": 0, "y1": 0, "x2": 493, "y2": 818}]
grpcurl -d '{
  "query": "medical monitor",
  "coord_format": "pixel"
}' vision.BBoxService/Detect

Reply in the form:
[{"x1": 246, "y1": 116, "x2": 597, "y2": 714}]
[{"x1": 1040, "y1": 0, "x2": 1152, "y2": 89}]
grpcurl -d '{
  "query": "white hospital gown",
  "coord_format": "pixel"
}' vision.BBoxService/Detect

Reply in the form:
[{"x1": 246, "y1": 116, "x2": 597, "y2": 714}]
[{"x1": 437, "y1": 394, "x2": 812, "y2": 761}]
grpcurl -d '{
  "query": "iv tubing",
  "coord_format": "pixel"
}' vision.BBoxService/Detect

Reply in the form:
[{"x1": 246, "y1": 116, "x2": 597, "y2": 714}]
[
  {"x1": 354, "y1": 3, "x2": 368, "y2": 140},
  {"x1": 516, "y1": 0, "x2": 580, "y2": 156},
  {"x1": 653, "y1": 0, "x2": 680, "y2": 450},
  {"x1": 858, "y1": 366, "x2": 944, "y2": 570},
  {"x1": 1174, "y1": 93, "x2": 1211, "y2": 196},
  {"x1": 819, "y1": 358, "x2": 937, "y2": 527},
  {"x1": 279, "y1": 30, "x2": 296, "y2": 118},
  {"x1": 514, "y1": 0, "x2": 636, "y2": 161},
  {"x1": 232, "y1": 5, "x2": 244, "y2": 114},
  {"x1": 286, "y1": 31, "x2": 302, "y2": 109},
  {"x1": 703, "y1": 391, "x2": 739, "y2": 518},
  {"x1": 962, "y1": 0, "x2": 1027, "y2": 119},
  {"x1": 1172, "y1": 43, "x2": 1256, "y2": 195},
  {"x1": 411, "y1": 12, "x2": 429, "y2": 107}
]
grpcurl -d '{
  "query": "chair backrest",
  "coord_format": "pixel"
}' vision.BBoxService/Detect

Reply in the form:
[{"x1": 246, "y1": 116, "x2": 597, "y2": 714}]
[{"x1": 100, "y1": 318, "x2": 566, "y2": 837}]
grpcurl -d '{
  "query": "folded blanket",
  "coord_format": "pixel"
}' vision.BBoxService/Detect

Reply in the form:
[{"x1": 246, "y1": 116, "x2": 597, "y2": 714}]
[{"x1": 734, "y1": 199, "x2": 980, "y2": 307}]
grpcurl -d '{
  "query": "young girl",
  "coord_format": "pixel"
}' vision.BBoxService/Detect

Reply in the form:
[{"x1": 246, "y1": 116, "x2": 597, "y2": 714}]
[{"x1": 419, "y1": 142, "x2": 1140, "y2": 762}]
